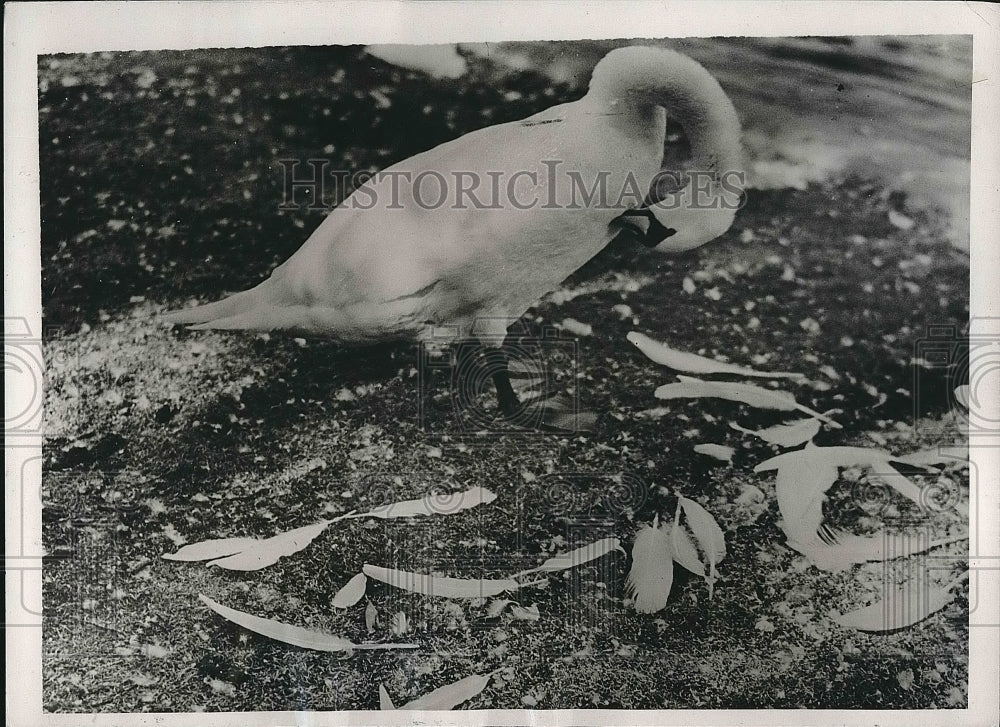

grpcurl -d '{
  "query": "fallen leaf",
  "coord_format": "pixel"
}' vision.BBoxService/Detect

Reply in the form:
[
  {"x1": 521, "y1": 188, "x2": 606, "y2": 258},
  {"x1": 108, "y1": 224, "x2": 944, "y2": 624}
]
[
  {"x1": 628, "y1": 331, "x2": 803, "y2": 379},
  {"x1": 365, "y1": 601, "x2": 378, "y2": 632},
  {"x1": 655, "y1": 376, "x2": 841, "y2": 428},
  {"x1": 693, "y1": 443, "x2": 735, "y2": 462},
  {"x1": 515, "y1": 537, "x2": 622, "y2": 576},
  {"x1": 399, "y1": 673, "x2": 492, "y2": 710},
  {"x1": 626, "y1": 515, "x2": 674, "y2": 613},
  {"x1": 730, "y1": 418, "x2": 821, "y2": 447},
  {"x1": 331, "y1": 573, "x2": 367, "y2": 609},
  {"x1": 362, "y1": 565, "x2": 519, "y2": 599},
  {"x1": 198, "y1": 594, "x2": 416, "y2": 651}
]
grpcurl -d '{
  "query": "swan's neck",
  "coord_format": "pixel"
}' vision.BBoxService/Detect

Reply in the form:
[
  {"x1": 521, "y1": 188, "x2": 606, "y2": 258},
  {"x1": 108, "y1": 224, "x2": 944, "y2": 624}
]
[{"x1": 587, "y1": 46, "x2": 742, "y2": 176}]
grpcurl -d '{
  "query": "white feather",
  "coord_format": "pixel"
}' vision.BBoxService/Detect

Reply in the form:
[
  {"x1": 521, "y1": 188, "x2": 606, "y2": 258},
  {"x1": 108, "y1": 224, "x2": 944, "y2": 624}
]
[{"x1": 626, "y1": 515, "x2": 675, "y2": 613}]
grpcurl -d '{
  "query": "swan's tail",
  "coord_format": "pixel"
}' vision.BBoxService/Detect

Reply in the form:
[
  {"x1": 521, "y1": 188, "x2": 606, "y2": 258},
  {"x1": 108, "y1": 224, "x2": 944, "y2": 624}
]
[
  {"x1": 161, "y1": 280, "x2": 273, "y2": 328},
  {"x1": 162, "y1": 280, "x2": 362, "y2": 337}
]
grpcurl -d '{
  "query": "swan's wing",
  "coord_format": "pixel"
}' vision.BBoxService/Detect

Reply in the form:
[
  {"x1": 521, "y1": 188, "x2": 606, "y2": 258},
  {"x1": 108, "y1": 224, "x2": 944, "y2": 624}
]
[{"x1": 271, "y1": 104, "x2": 591, "y2": 306}]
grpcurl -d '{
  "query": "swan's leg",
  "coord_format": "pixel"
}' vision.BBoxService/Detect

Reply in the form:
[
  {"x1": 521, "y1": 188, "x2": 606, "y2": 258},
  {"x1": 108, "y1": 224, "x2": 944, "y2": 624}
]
[
  {"x1": 491, "y1": 342, "x2": 596, "y2": 433},
  {"x1": 451, "y1": 338, "x2": 594, "y2": 432},
  {"x1": 451, "y1": 340, "x2": 519, "y2": 420},
  {"x1": 483, "y1": 346, "x2": 520, "y2": 418}
]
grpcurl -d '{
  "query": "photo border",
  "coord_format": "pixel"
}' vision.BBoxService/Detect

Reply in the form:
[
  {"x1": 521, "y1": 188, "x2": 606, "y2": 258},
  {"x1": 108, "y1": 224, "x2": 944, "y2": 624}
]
[{"x1": 6, "y1": 2, "x2": 999, "y2": 725}]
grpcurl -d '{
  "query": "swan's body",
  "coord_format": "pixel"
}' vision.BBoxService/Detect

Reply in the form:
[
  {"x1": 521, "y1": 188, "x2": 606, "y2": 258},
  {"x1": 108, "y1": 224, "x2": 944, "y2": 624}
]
[{"x1": 164, "y1": 46, "x2": 743, "y2": 347}]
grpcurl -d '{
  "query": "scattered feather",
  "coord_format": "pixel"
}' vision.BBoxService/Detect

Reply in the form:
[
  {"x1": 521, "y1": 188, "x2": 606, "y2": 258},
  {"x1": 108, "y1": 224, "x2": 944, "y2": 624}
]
[
  {"x1": 836, "y1": 571, "x2": 968, "y2": 631},
  {"x1": 559, "y1": 318, "x2": 593, "y2": 337},
  {"x1": 486, "y1": 599, "x2": 514, "y2": 618},
  {"x1": 730, "y1": 418, "x2": 821, "y2": 447},
  {"x1": 331, "y1": 573, "x2": 367, "y2": 609},
  {"x1": 758, "y1": 446, "x2": 957, "y2": 567},
  {"x1": 359, "y1": 485, "x2": 496, "y2": 519},
  {"x1": 165, "y1": 487, "x2": 495, "y2": 571},
  {"x1": 365, "y1": 601, "x2": 378, "y2": 632},
  {"x1": 756, "y1": 446, "x2": 931, "y2": 509},
  {"x1": 655, "y1": 375, "x2": 841, "y2": 428},
  {"x1": 735, "y1": 484, "x2": 766, "y2": 505},
  {"x1": 953, "y1": 385, "x2": 969, "y2": 409},
  {"x1": 399, "y1": 673, "x2": 492, "y2": 710},
  {"x1": 897, "y1": 445, "x2": 967, "y2": 466},
  {"x1": 510, "y1": 604, "x2": 540, "y2": 621},
  {"x1": 888, "y1": 209, "x2": 915, "y2": 231},
  {"x1": 206, "y1": 520, "x2": 336, "y2": 571},
  {"x1": 198, "y1": 595, "x2": 416, "y2": 651},
  {"x1": 757, "y1": 446, "x2": 894, "y2": 473},
  {"x1": 390, "y1": 611, "x2": 408, "y2": 636},
  {"x1": 693, "y1": 443, "x2": 735, "y2": 462},
  {"x1": 206, "y1": 678, "x2": 235, "y2": 696},
  {"x1": 362, "y1": 565, "x2": 519, "y2": 599},
  {"x1": 612, "y1": 303, "x2": 633, "y2": 320},
  {"x1": 379, "y1": 684, "x2": 395, "y2": 710},
  {"x1": 516, "y1": 537, "x2": 622, "y2": 576},
  {"x1": 792, "y1": 529, "x2": 966, "y2": 571},
  {"x1": 626, "y1": 515, "x2": 674, "y2": 613},
  {"x1": 669, "y1": 506, "x2": 704, "y2": 576},
  {"x1": 679, "y1": 497, "x2": 726, "y2": 598},
  {"x1": 628, "y1": 331, "x2": 803, "y2": 379},
  {"x1": 897, "y1": 669, "x2": 915, "y2": 691},
  {"x1": 875, "y1": 464, "x2": 927, "y2": 508},
  {"x1": 162, "y1": 536, "x2": 260, "y2": 562},
  {"x1": 365, "y1": 43, "x2": 467, "y2": 79}
]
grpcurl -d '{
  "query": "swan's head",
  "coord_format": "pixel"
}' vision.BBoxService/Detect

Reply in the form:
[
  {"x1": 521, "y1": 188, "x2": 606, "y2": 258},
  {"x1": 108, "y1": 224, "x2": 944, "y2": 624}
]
[{"x1": 644, "y1": 179, "x2": 744, "y2": 252}]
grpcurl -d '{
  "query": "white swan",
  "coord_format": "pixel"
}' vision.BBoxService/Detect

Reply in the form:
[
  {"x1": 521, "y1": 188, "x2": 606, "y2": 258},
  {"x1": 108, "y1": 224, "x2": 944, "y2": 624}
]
[{"x1": 164, "y1": 46, "x2": 743, "y2": 426}]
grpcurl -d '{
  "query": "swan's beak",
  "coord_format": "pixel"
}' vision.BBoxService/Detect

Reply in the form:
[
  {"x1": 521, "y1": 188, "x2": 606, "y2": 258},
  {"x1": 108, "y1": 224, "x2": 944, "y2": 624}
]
[{"x1": 616, "y1": 208, "x2": 677, "y2": 248}]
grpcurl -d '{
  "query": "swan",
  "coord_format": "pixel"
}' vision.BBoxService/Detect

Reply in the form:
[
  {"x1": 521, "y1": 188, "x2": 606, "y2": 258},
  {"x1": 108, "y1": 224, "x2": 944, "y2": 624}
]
[{"x1": 163, "y1": 45, "x2": 744, "y2": 428}]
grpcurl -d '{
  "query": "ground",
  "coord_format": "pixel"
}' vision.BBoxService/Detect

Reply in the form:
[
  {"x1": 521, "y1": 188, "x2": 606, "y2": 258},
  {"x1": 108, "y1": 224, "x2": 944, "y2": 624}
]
[{"x1": 38, "y1": 45, "x2": 970, "y2": 712}]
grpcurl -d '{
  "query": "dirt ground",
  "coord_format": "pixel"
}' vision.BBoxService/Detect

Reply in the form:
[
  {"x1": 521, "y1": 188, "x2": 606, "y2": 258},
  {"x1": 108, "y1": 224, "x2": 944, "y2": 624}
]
[{"x1": 39, "y1": 45, "x2": 970, "y2": 712}]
